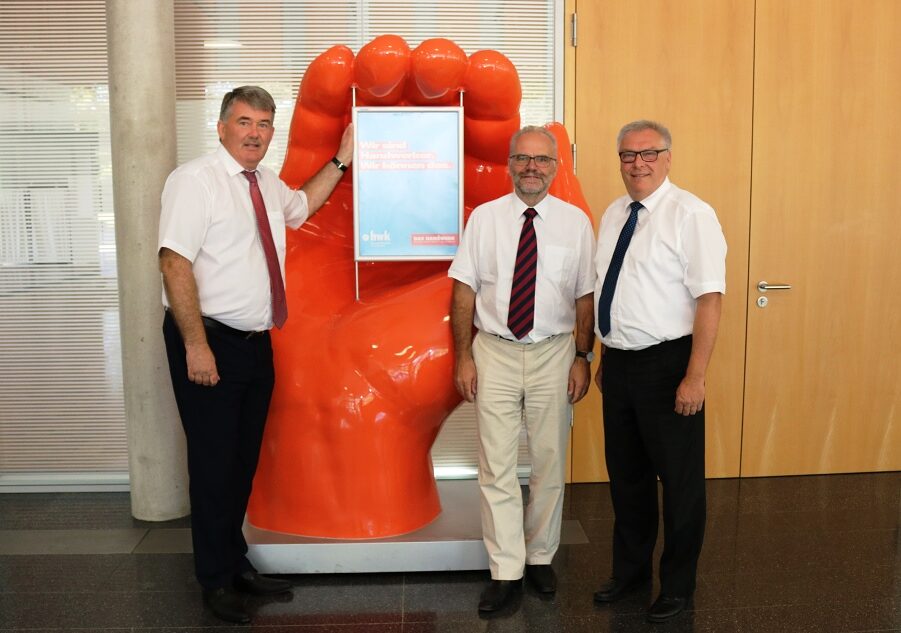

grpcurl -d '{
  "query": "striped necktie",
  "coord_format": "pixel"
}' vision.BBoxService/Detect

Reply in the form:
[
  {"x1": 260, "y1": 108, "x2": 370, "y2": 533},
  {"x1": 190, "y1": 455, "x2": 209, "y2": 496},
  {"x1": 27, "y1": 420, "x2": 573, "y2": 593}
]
[{"x1": 507, "y1": 207, "x2": 539, "y2": 340}]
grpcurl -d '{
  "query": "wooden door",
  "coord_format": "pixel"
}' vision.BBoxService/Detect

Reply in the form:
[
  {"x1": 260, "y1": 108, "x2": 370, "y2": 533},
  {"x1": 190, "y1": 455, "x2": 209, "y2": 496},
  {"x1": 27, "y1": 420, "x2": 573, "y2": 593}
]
[
  {"x1": 570, "y1": 0, "x2": 754, "y2": 480},
  {"x1": 741, "y1": 0, "x2": 901, "y2": 475}
]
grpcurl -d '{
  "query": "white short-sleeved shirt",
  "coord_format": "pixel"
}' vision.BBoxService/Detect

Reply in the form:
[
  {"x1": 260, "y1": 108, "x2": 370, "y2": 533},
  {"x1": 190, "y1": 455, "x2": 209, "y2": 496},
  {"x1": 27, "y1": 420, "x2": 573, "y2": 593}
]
[
  {"x1": 594, "y1": 178, "x2": 726, "y2": 350},
  {"x1": 449, "y1": 192, "x2": 596, "y2": 343},
  {"x1": 158, "y1": 144, "x2": 309, "y2": 331}
]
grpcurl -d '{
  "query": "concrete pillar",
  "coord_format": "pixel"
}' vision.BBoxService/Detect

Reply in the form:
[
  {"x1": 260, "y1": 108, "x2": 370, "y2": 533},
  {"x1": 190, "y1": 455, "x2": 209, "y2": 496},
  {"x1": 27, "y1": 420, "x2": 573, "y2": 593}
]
[{"x1": 106, "y1": 0, "x2": 189, "y2": 520}]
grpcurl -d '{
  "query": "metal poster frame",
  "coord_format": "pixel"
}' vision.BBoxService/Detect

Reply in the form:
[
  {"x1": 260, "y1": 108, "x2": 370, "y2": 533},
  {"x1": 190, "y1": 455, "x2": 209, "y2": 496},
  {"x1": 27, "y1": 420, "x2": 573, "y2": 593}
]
[{"x1": 352, "y1": 105, "x2": 464, "y2": 266}]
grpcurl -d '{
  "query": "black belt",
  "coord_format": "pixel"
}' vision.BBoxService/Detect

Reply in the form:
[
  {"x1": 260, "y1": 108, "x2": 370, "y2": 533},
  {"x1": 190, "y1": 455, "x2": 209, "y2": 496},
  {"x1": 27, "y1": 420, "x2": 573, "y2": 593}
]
[
  {"x1": 603, "y1": 335, "x2": 692, "y2": 356},
  {"x1": 201, "y1": 316, "x2": 268, "y2": 339}
]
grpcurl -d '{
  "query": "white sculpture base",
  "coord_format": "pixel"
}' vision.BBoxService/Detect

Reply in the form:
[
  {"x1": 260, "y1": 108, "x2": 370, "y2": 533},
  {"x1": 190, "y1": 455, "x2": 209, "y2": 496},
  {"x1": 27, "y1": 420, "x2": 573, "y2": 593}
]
[{"x1": 246, "y1": 479, "x2": 489, "y2": 574}]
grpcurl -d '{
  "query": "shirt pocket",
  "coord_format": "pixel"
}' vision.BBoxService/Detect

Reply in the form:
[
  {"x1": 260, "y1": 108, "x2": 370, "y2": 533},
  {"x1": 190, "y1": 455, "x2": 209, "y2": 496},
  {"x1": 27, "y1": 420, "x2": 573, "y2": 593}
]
[{"x1": 542, "y1": 245, "x2": 576, "y2": 294}]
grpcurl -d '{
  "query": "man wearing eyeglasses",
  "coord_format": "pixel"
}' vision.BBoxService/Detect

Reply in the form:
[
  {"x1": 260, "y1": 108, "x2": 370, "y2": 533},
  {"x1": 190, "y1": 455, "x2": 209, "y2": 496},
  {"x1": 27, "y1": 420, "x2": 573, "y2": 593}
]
[
  {"x1": 449, "y1": 125, "x2": 596, "y2": 614},
  {"x1": 591, "y1": 120, "x2": 726, "y2": 623}
]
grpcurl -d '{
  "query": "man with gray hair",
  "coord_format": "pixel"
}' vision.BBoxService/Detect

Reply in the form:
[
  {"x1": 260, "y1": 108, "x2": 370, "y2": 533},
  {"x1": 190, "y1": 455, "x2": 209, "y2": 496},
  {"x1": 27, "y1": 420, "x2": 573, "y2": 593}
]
[
  {"x1": 449, "y1": 125, "x2": 596, "y2": 613},
  {"x1": 591, "y1": 120, "x2": 726, "y2": 623},
  {"x1": 159, "y1": 86, "x2": 352, "y2": 623}
]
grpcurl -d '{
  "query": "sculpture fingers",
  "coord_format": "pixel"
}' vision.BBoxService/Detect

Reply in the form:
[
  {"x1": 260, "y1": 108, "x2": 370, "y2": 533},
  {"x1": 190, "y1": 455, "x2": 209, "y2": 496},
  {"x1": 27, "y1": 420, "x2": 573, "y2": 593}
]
[
  {"x1": 462, "y1": 50, "x2": 521, "y2": 214},
  {"x1": 282, "y1": 44, "x2": 354, "y2": 187},
  {"x1": 354, "y1": 34, "x2": 411, "y2": 104},
  {"x1": 406, "y1": 38, "x2": 468, "y2": 105}
]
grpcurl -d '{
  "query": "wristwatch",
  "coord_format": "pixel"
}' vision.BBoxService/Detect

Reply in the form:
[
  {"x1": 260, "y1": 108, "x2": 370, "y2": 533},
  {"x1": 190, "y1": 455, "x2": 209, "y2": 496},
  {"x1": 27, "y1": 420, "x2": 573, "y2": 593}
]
[
  {"x1": 331, "y1": 156, "x2": 348, "y2": 172},
  {"x1": 575, "y1": 350, "x2": 595, "y2": 362}
]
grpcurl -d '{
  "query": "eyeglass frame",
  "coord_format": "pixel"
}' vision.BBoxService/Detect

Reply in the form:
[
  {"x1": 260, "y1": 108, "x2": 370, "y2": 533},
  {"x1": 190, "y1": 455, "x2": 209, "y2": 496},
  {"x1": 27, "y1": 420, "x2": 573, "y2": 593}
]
[
  {"x1": 509, "y1": 154, "x2": 557, "y2": 168},
  {"x1": 618, "y1": 148, "x2": 670, "y2": 163}
]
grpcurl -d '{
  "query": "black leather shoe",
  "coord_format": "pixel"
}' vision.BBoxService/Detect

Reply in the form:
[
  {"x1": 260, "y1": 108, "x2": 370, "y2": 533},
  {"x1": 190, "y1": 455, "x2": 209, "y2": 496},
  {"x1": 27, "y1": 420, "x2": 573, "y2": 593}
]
[
  {"x1": 203, "y1": 587, "x2": 251, "y2": 624},
  {"x1": 525, "y1": 564, "x2": 557, "y2": 593},
  {"x1": 593, "y1": 574, "x2": 650, "y2": 603},
  {"x1": 478, "y1": 579, "x2": 521, "y2": 613},
  {"x1": 234, "y1": 570, "x2": 292, "y2": 596},
  {"x1": 647, "y1": 594, "x2": 688, "y2": 623}
]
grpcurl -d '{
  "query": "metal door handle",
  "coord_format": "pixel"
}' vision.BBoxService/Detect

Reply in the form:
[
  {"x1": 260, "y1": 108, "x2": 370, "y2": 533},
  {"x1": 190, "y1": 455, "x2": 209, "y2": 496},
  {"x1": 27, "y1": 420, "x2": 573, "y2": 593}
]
[{"x1": 758, "y1": 281, "x2": 792, "y2": 292}]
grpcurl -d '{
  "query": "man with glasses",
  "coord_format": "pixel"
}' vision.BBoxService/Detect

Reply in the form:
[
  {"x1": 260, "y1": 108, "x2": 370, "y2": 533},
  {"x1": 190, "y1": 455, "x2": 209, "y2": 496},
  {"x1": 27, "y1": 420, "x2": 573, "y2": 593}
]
[
  {"x1": 591, "y1": 120, "x2": 726, "y2": 623},
  {"x1": 449, "y1": 125, "x2": 596, "y2": 613}
]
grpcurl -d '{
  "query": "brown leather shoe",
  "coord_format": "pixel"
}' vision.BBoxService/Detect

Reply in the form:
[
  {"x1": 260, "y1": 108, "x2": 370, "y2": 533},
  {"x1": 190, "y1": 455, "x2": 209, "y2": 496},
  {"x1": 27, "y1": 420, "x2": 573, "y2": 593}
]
[
  {"x1": 233, "y1": 570, "x2": 292, "y2": 596},
  {"x1": 477, "y1": 578, "x2": 522, "y2": 613},
  {"x1": 525, "y1": 564, "x2": 557, "y2": 593},
  {"x1": 203, "y1": 587, "x2": 251, "y2": 624}
]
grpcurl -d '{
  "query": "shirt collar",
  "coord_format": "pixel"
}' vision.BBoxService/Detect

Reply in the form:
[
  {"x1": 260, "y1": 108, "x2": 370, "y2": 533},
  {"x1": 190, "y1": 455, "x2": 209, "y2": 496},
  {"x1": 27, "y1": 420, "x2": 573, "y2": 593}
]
[
  {"x1": 216, "y1": 144, "x2": 251, "y2": 178},
  {"x1": 511, "y1": 192, "x2": 553, "y2": 220},
  {"x1": 630, "y1": 177, "x2": 671, "y2": 215}
]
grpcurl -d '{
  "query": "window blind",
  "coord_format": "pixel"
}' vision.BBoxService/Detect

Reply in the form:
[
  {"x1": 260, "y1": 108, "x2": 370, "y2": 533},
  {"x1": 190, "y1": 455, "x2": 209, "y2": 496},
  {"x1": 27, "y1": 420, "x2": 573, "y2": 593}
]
[{"x1": 0, "y1": 0, "x2": 127, "y2": 490}]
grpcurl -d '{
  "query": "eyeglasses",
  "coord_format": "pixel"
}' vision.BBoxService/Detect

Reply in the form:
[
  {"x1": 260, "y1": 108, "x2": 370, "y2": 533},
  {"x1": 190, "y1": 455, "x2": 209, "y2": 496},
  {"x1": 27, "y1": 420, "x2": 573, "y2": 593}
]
[
  {"x1": 618, "y1": 148, "x2": 669, "y2": 163},
  {"x1": 509, "y1": 154, "x2": 557, "y2": 167}
]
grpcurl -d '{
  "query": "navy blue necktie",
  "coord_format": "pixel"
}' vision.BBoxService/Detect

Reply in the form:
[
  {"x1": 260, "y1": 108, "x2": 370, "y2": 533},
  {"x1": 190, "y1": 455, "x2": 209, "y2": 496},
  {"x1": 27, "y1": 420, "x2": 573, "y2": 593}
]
[
  {"x1": 598, "y1": 201, "x2": 642, "y2": 336},
  {"x1": 507, "y1": 208, "x2": 539, "y2": 339}
]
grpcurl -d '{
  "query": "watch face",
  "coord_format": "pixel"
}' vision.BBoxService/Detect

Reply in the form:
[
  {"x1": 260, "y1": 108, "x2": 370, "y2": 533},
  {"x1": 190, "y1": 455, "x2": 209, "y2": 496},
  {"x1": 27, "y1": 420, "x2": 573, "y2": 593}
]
[{"x1": 577, "y1": 351, "x2": 595, "y2": 362}]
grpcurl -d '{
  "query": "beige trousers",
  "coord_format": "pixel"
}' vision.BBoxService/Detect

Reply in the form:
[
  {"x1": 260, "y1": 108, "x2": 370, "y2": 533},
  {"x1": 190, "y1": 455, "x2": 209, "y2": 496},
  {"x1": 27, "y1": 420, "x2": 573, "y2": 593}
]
[{"x1": 472, "y1": 331, "x2": 574, "y2": 580}]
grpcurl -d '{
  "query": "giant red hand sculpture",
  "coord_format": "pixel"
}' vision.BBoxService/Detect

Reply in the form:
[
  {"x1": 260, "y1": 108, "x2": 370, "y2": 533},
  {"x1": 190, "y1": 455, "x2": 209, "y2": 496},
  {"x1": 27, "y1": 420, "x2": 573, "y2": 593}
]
[{"x1": 246, "y1": 35, "x2": 589, "y2": 539}]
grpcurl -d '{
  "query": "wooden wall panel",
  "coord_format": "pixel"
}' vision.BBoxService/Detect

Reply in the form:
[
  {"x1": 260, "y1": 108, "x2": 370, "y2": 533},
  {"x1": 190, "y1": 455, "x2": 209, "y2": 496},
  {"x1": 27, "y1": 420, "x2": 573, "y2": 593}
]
[
  {"x1": 570, "y1": 0, "x2": 754, "y2": 480},
  {"x1": 741, "y1": 0, "x2": 901, "y2": 475}
]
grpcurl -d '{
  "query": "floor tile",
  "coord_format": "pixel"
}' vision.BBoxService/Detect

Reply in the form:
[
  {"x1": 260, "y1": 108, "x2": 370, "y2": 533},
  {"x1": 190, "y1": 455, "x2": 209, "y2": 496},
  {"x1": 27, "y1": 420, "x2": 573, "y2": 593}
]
[
  {"x1": 0, "y1": 553, "x2": 125, "y2": 593},
  {"x1": 733, "y1": 598, "x2": 900, "y2": 633},
  {"x1": 0, "y1": 492, "x2": 190, "y2": 531},
  {"x1": 0, "y1": 528, "x2": 147, "y2": 555},
  {"x1": 133, "y1": 527, "x2": 193, "y2": 554},
  {"x1": 246, "y1": 573, "x2": 405, "y2": 626},
  {"x1": 102, "y1": 553, "x2": 197, "y2": 592},
  {"x1": 560, "y1": 519, "x2": 589, "y2": 545}
]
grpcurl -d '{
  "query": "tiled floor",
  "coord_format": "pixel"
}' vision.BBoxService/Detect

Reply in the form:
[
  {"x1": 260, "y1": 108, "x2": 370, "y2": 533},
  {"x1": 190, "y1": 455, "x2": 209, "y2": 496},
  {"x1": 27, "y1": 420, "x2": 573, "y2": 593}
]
[{"x1": 0, "y1": 472, "x2": 898, "y2": 632}]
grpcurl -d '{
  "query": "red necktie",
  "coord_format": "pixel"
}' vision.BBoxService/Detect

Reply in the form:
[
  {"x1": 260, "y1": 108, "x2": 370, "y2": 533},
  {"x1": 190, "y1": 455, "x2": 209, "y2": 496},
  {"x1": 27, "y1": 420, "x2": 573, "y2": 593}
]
[
  {"x1": 507, "y1": 207, "x2": 538, "y2": 340},
  {"x1": 242, "y1": 170, "x2": 287, "y2": 329}
]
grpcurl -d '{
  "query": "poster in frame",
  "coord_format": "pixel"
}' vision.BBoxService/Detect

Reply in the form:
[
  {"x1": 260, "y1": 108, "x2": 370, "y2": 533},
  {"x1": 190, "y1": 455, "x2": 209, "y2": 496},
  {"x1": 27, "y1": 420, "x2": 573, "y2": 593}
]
[{"x1": 353, "y1": 107, "x2": 463, "y2": 261}]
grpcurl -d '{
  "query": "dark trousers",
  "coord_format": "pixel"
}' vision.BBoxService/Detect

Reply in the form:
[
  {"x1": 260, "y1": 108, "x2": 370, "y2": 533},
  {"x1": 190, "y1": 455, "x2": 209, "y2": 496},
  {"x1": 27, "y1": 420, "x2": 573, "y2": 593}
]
[
  {"x1": 163, "y1": 312, "x2": 274, "y2": 590},
  {"x1": 601, "y1": 335, "x2": 706, "y2": 597}
]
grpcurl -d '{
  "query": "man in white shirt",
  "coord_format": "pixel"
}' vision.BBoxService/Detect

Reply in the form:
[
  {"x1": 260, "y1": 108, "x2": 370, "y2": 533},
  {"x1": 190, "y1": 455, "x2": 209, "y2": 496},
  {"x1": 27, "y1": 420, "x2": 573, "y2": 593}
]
[
  {"x1": 591, "y1": 120, "x2": 726, "y2": 623},
  {"x1": 449, "y1": 126, "x2": 596, "y2": 614},
  {"x1": 158, "y1": 86, "x2": 352, "y2": 624}
]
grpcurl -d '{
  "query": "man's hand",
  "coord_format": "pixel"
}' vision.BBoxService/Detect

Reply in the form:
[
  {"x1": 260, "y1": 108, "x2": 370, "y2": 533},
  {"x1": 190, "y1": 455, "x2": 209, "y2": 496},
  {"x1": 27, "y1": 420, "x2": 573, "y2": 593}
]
[
  {"x1": 185, "y1": 342, "x2": 219, "y2": 387},
  {"x1": 454, "y1": 354, "x2": 478, "y2": 403},
  {"x1": 568, "y1": 359, "x2": 590, "y2": 404},
  {"x1": 675, "y1": 375, "x2": 705, "y2": 416},
  {"x1": 247, "y1": 36, "x2": 591, "y2": 539}
]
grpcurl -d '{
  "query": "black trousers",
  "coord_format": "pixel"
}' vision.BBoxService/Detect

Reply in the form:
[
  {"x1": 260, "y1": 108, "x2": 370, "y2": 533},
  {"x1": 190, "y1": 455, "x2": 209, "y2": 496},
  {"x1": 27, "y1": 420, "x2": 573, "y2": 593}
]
[
  {"x1": 601, "y1": 335, "x2": 705, "y2": 597},
  {"x1": 163, "y1": 312, "x2": 274, "y2": 590}
]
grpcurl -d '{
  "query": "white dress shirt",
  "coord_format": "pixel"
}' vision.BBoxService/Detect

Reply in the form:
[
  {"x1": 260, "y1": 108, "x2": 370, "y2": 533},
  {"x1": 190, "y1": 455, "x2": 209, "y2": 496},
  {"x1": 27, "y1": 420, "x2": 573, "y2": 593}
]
[
  {"x1": 594, "y1": 178, "x2": 726, "y2": 350},
  {"x1": 159, "y1": 144, "x2": 309, "y2": 331},
  {"x1": 449, "y1": 192, "x2": 596, "y2": 343}
]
